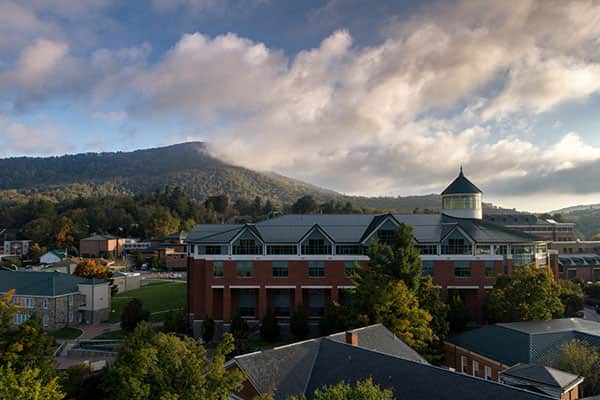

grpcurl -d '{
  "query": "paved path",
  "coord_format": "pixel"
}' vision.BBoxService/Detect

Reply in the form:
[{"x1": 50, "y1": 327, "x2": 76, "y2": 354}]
[
  {"x1": 78, "y1": 322, "x2": 122, "y2": 340},
  {"x1": 584, "y1": 306, "x2": 600, "y2": 322}
]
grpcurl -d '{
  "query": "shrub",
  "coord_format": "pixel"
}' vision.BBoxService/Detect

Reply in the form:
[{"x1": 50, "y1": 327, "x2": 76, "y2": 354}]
[
  {"x1": 121, "y1": 298, "x2": 150, "y2": 332},
  {"x1": 290, "y1": 305, "x2": 309, "y2": 340},
  {"x1": 231, "y1": 314, "x2": 250, "y2": 353},
  {"x1": 319, "y1": 302, "x2": 348, "y2": 336},
  {"x1": 201, "y1": 317, "x2": 215, "y2": 343},
  {"x1": 163, "y1": 310, "x2": 187, "y2": 334},
  {"x1": 260, "y1": 308, "x2": 280, "y2": 342}
]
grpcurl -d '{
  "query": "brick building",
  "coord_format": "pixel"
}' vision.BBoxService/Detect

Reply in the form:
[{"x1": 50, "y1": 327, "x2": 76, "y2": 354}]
[
  {"x1": 0, "y1": 270, "x2": 111, "y2": 330},
  {"x1": 187, "y1": 169, "x2": 555, "y2": 327},
  {"x1": 444, "y1": 319, "x2": 596, "y2": 399},
  {"x1": 550, "y1": 241, "x2": 600, "y2": 255},
  {"x1": 79, "y1": 235, "x2": 126, "y2": 258},
  {"x1": 483, "y1": 209, "x2": 577, "y2": 242},
  {"x1": 558, "y1": 253, "x2": 600, "y2": 281},
  {"x1": 228, "y1": 324, "x2": 561, "y2": 400}
]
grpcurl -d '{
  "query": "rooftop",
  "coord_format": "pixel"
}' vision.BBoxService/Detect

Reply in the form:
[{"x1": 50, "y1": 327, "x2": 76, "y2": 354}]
[
  {"x1": 441, "y1": 168, "x2": 482, "y2": 196},
  {"x1": 500, "y1": 363, "x2": 582, "y2": 391},
  {"x1": 0, "y1": 270, "x2": 106, "y2": 297},
  {"x1": 233, "y1": 324, "x2": 554, "y2": 400}
]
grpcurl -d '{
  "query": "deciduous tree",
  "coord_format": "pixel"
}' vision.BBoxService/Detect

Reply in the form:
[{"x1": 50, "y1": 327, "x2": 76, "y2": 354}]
[
  {"x1": 289, "y1": 378, "x2": 395, "y2": 400},
  {"x1": 0, "y1": 364, "x2": 64, "y2": 400},
  {"x1": 547, "y1": 339, "x2": 600, "y2": 397},
  {"x1": 74, "y1": 259, "x2": 111, "y2": 280}
]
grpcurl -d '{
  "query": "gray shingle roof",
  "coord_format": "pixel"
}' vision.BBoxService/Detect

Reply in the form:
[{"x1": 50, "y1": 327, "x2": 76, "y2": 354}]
[
  {"x1": 0, "y1": 270, "x2": 104, "y2": 297},
  {"x1": 81, "y1": 234, "x2": 119, "y2": 241},
  {"x1": 234, "y1": 325, "x2": 553, "y2": 400},
  {"x1": 441, "y1": 168, "x2": 482, "y2": 195},
  {"x1": 187, "y1": 213, "x2": 534, "y2": 245},
  {"x1": 500, "y1": 363, "x2": 581, "y2": 390}
]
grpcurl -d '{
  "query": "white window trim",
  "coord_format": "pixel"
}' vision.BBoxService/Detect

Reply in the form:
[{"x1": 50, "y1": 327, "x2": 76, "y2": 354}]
[{"x1": 461, "y1": 356, "x2": 468, "y2": 373}]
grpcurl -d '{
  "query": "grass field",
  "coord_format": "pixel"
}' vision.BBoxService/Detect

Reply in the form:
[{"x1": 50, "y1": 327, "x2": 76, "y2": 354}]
[
  {"x1": 108, "y1": 281, "x2": 186, "y2": 323},
  {"x1": 49, "y1": 327, "x2": 83, "y2": 340}
]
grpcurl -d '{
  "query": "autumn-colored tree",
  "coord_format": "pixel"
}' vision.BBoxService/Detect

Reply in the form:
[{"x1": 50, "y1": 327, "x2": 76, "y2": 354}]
[
  {"x1": 546, "y1": 339, "x2": 600, "y2": 396},
  {"x1": 0, "y1": 363, "x2": 64, "y2": 400},
  {"x1": 288, "y1": 378, "x2": 395, "y2": 400},
  {"x1": 74, "y1": 259, "x2": 111, "y2": 280}
]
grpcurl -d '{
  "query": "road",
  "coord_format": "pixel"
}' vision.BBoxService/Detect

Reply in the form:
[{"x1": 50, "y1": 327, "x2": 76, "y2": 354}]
[{"x1": 583, "y1": 305, "x2": 600, "y2": 322}]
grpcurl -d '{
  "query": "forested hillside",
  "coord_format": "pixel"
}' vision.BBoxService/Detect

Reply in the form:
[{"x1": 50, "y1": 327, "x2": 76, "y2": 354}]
[{"x1": 0, "y1": 142, "x2": 442, "y2": 212}]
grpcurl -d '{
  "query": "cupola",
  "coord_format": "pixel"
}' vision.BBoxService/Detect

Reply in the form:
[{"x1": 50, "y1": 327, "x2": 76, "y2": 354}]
[{"x1": 441, "y1": 167, "x2": 483, "y2": 219}]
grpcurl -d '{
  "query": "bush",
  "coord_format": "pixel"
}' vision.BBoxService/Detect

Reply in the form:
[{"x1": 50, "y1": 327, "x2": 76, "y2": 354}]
[
  {"x1": 260, "y1": 308, "x2": 280, "y2": 342},
  {"x1": 319, "y1": 303, "x2": 348, "y2": 336},
  {"x1": 586, "y1": 282, "x2": 600, "y2": 301},
  {"x1": 121, "y1": 298, "x2": 150, "y2": 332},
  {"x1": 231, "y1": 314, "x2": 249, "y2": 353},
  {"x1": 448, "y1": 295, "x2": 468, "y2": 333},
  {"x1": 163, "y1": 310, "x2": 187, "y2": 334},
  {"x1": 290, "y1": 305, "x2": 309, "y2": 340},
  {"x1": 201, "y1": 317, "x2": 215, "y2": 343}
]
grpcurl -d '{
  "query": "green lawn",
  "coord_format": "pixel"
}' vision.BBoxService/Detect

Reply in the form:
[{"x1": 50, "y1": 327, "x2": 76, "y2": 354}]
[
  {"x1": 108, "y1": 281, "x2": 186, "y2": 323},
  {"x1": 49, "y1": 327, "x2": 83, "y2": 340},
  {"x1": 95, "y1": 329, "x2": 128, "y2": 340}
]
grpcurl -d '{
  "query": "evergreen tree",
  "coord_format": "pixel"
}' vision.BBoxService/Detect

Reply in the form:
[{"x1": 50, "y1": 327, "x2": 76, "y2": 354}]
[
  {"x1": 260, "y1": 308, "x2": 280, "y2": 342},
  {"x1": 121, "y1": 298, "x2": 150, "y2": 332},
  {"x1": 290, "y1": 305, "x2": 309, "y2": 340}
]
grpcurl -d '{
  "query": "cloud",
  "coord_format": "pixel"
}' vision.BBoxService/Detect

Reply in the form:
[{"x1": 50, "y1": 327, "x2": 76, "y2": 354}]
[
  {"x1": 151, "y1": 0, "x2": 268, "y2": 15},
  {"x1": 92, "y1": 111, "x2": 127, "y2": 122},
  {"x1": 128, "y1": 0, "x2": 600, "y2": 198},
  {"x1": 0, "y1": 116, "x2": 74, "y2": 156},
  {"x1": 15, "y1": 38, "x2": 69, "y2": 86}
]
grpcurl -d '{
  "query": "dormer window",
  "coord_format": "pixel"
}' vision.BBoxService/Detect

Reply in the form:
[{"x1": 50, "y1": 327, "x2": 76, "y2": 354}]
[
  {"x1": 377, "y1": 230, "x2": 396, "y2": 245},
  {"x1": 301, "y1": 229, "x2": 332, "y2": 255}
]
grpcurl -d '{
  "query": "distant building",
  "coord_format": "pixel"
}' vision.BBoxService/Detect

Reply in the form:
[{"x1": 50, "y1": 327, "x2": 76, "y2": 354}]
[
  {"x1": 122, "y1": 239, "x2": 152, "y2": 251},
  {"x1": 228, "y1": 324, "x2": 559, "y2": 400},
  {"x1": 186, "y1": 169, "x2": 555, "y2": 326},
  {"x1": 3, "y1": 240, "x2": 32, "y2": 257},
  {"x1": 484, "y1": 209, "x2": 577, "y2": 242},
  {"x1": 558, "y1": 253, "x2": 600, "y2": 282},
  {"x1": 111, "y1": 271, "x2": 142, "y2": 293},
  {"x1": 550, "y1": 241, "x2": 600, "y2": 255},
  {"x1": 445, "y1": 318, "x2": 599, "y2": 399},
  {"x1": 0, "y1": 270, "x2": 111, "y2": 329},
  {"x1": 79, "y1": 235, "x2": 126, "y2": 258},
  {"x1": 40, "y1": 250, "x2": 67, "y2": 265}
]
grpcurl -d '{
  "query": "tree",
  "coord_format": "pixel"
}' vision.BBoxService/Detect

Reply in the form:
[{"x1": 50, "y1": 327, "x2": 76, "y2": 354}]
[
  {"x1": 0, "y1": 291, "x2": 56, "y2": 383},
  {"x1": 74, "y1": 259, "x2": 111, "y2": 280},
  {"x1": 260, "y1": 308, "x2": 280, "y2": 342},
  {"x1": 448, "y1": 294, "x2": 468, "y2": 334},
  {"x1": 319, "y1": 302, "x2": 349, "y2": 336},
  {"x1": 201, "y1": 317, "x2": 215, "y2": 343},
  {"x1": 231, "y1": 314, "x2": 250, "y2": 353},
  {"x1": 486, "y1": 265, "x2": 564, "y2": 323},
  {"x1": 163, "y1": 310, "x2": 187, "y2": 334},
  {"x1": 365, "y1": 224, "x2": 422, "y2": 291},
  {"x1": 352, "y1": 268, "x2": 433, "y2": 352},
  {"x1": 289, "y1": 378, "x2": 395, "y2": 400},
  {"x1": 546, "y1": 339, "x2": 600, "y2": 397},
  {"x1": 558, "y1": 280, "x2": 584, "y2": 317},
  {"x1": 121, "y1": 298, "x2": 150, "y2": 332},
  {"x1": 290, "y1": 305, "x2": 309, "y2": 340},
  {"x1": 417, "y1": 276, "x2": 449, "y2": 362},
  {"x1": 205, "y1": 195, "x2": 229, "y2": 214},
  {"x1": 585, "y1": 282, "x2": 600, "y2": 300},
  {"x1": 291, "y1": 195, "x2": 318, "y2": 214},
  {"x1": 105, "y1": 322, "x2": 244, "y2": 400},
  {"x1": 0, "y1": 364, "x2": 64, "y2": 400}
]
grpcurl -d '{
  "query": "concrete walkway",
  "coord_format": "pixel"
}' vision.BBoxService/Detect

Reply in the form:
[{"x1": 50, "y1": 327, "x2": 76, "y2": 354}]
[{"x1": 78, "y1": 322, "x2": 122, "y2": 340}]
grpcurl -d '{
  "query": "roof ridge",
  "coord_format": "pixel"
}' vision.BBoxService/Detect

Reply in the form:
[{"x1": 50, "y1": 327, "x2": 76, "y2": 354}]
[{"x1": 304, "y1": 338, "x2": 322, "y2": 396}]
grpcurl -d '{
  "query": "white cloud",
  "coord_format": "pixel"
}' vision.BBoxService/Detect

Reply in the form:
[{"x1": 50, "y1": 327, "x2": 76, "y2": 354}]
[
  {"x1": 15, "y1": 38, "x2": 69, "y2": 86},
  {"x1": 0, "y1": 115, "x2": 73, "y2": 156},
  {"x1": 92, "y1": 111, "x2": 127, "y2": 122}
]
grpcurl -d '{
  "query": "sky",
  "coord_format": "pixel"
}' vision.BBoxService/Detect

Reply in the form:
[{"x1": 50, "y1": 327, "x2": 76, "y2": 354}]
[{"x1": 1, "y1": 0, "x2": 600, "y2": 212}]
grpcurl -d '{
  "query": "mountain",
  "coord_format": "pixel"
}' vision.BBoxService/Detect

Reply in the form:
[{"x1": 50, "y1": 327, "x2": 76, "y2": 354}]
[
  {"x1": 0, "y1": 142, "x2": 442, "y2": 211},
  {"x1": 551, "y1": 204, "x2": 600, "y2": 215}
]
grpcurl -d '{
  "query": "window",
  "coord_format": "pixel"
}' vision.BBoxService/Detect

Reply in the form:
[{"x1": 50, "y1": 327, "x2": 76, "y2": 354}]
[
  {"x1": 213, "y1": 261, "x2": 224, "y2": 278},
  {"x1": 68, "y1": 311, "x2": 74, "y2": 323},
  {"x1": 442, "y1": 232, "x2": 472, "y2": 255},
  {"x1": 344, "y1": 261, "x2": 355, "y2": 277},
  {"x1": 272, "y1": 289, "x2": 290, "y2": 316},
  {"x1": 43, "y1": 298, "x2": 49, "y2": 309},
  {"x1": 205, "y1": 246, "x2": 223, "y2": 255},
  {"x1": 68, "y1": 295, "x2": 74, "y2": 307},
  {"x1": 472, "y1": 360, "x2": 479, "y2": 377},
  {"x1": 461, "y1": 356, "x2": 468, "y2": 373},
  {"x1": 494, "y1": 245, "x2": 508, "y2": 256},
  {"x1": 308, "y1": 261, "x2": 325, "y2": 277},
  {"x1": 266, "y1": 245, "x2": 297, "y2": 255},
  {"x1": 594, "y1": 269, "x2": 600, "y2": 282},
  {"x1": 236, "y1": 261, "x2": 253, "y2": 277},
  {"x1": 238, "y1": 289, "x2": 256, "y2": 317},
  {"x1": 233, "y1": 239, "x2": 262, "y2": 255},
  {"x1": 24, "y1": 297, "x2": 34, "y2": 309},
  {"x1": 336, "y1": 245, "x2": 366, "y2": 255},
  {"x1": 422, "y1": 260, "x2": 434, "y2": 276},
  {"x1": 454, "y1": 261, "x2": 471, "y2": 278},
  {"x1": 417, "y1": 245, "x2": 438, "y2": 255},
  {"x1": 484, "y1": 261, "x2": 495, "y2": 277},
  {"x1": 476, "y1": 245, "x2": 491, "y2": 255},
  {"x1": 308, "y1": 290, "x2": 325, "y2": 316},
  {"x1": 302, "y1": 239, "x2": 331, "y2": 255},
  {"x1": 484, "y1": 366, "x2": 492, "y2": 380},
  {"x1": 567, "y1": 269, "x2": 576, "y2": 279},
  {"x1": 272, "y1": 261, "x2": 288, "y2": 278},
  {"x1": 190, "y1": 244, "x2": 195, "y2": 254},
  {"x1": 443, "y1": 195, "x2": 481, "y2": 210},
  {"x1": 42, "y1": 315, "x2": 49, "y2": 328},
  {"x1": 14, "y1": 313, "x2": 30, "y2": 325},
  {"x1": 377, "y1": 230, "x2": 396, "y2": 245}
]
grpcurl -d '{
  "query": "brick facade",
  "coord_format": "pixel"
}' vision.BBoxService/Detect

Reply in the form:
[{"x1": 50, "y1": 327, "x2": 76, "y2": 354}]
[{"x1": 444, "y1": 342, "x2": 507, "y2": 381}]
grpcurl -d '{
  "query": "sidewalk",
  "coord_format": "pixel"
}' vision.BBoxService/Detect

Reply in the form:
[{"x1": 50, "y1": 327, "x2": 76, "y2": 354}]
[{"x1": 78, "y1": 322, "x2": 122, "y2": 340}]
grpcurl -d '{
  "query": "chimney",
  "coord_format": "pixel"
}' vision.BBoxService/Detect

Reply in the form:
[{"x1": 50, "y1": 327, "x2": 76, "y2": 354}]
[{"x1": 345, "y1": 330, "x2": 358, "y2": 346}]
